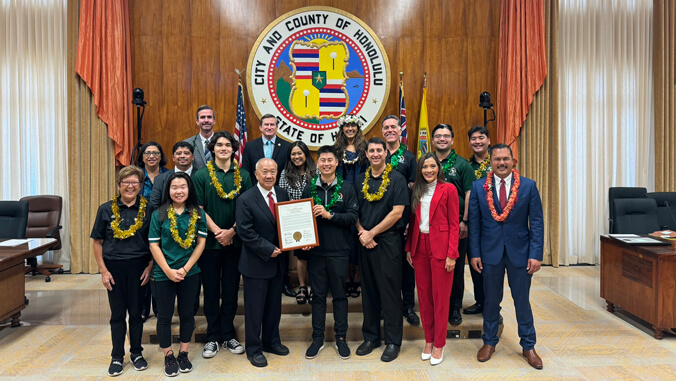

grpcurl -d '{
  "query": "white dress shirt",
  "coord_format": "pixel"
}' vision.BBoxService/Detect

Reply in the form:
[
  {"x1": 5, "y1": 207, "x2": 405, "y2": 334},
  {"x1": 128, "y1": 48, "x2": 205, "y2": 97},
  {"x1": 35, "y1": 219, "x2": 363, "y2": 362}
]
[
  {"x1": 257, "y1": 182, "x2": 277, "y2": 205},
  {"x1": 419, "y1": 180, "x2": 437, "y2": 234},
  {"x1": 494, "y1": 172, "x2": 514, "y2": 203}
]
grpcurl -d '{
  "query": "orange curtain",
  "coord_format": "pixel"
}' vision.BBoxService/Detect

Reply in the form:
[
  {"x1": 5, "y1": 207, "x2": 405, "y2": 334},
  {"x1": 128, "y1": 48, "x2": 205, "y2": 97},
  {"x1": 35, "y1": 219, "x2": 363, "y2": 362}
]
[
  {"x1": 75, "y1": 0, "x2": 133, "y2": 166},
  {"x1": 496, "y1": 0, "x2": 547, "y2": 159}
]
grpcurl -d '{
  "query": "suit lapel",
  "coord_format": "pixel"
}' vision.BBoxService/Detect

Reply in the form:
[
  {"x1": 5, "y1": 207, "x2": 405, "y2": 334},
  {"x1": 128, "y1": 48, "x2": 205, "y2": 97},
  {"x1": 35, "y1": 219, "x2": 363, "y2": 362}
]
[
  {"x1": 272, "y1": 140, "x2": 284, "y2": 160},
  {"x1": 253, "y1": 188, "x2": 276, "y2": 224},
  {"x1": 259, "y1": 138, "x2": 267, "y2": 159},
  {"x1": 429, "y1": 183, "x2": 443, "y2": 219},
  {"x1": 491, "y1": 182, "x2": 503, "y2": 214}
]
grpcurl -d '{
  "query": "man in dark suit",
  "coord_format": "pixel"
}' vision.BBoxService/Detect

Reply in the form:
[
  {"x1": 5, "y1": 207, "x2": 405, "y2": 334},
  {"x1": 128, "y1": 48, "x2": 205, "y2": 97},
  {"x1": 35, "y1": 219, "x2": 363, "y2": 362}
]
[
  {"x1": 241, "y1": 114, "x2": 292, "y2": 185},
  {"x1": 148, "y1": 141, "x2": 196, "y2": 212},
  {"x1": 241, "y1": 113, "x2": 294, "y2": 297},
  {"x1": 183, "y1": 105, "x2": 216, "y2": 171},
  {"x1": 236, "y1": 158, "x2": 290, "y2": 368},
  {"x1": 468, "y1": 143, "x2": 544, "y2": 370}
]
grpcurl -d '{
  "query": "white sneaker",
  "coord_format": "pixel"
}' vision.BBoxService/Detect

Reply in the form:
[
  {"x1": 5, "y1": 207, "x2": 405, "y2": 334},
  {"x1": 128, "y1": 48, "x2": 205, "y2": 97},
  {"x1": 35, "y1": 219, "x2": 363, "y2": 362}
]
[
  {"x1": 224, "y1": 339, "x2": 245, "y2": 354},
  {"x1": 202, "y1": 341, "x2": 219, "y2": 358}
]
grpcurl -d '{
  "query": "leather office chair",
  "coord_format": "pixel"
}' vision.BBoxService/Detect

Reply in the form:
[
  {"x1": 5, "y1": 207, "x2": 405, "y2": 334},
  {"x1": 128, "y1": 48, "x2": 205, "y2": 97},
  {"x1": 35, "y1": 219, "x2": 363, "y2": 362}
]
[
  {"x1": 612, "y1": 198, "x2": 661, "y2": 234},
  {"x1": 0, "y1": 201, "x2": 29, "y2": 239},
  {"x1": 20, "y1": 195, "x2": 64, "y2": 282},
  {"x1": 647, "y1": 192, "x2": 676, "y2": 230},
  {"x1": 608, "y1": 187, "x2": 647, "y2": 233}
]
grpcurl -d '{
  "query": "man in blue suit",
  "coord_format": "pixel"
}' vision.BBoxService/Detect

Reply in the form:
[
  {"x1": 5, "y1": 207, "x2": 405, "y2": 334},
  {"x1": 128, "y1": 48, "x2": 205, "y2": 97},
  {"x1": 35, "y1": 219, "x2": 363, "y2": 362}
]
[{"x1": 468, "y1": 143, "x2": 544, "y2": 370}]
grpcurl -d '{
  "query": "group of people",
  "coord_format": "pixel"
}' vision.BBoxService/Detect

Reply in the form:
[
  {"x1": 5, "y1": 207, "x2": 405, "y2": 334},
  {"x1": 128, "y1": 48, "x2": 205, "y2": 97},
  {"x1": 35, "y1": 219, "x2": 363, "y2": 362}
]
[{"x1": 91, "y1": 105, "x2": 544, "y2": 377}]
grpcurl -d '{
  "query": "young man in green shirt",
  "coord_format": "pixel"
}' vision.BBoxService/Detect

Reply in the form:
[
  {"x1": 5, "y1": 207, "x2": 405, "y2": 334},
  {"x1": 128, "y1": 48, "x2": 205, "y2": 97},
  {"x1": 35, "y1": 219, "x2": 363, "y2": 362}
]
[
  {"x1": 192, "y1": 131, "x2": 253, "y2": 359},
  {"x1": 432, "y1": 124, "x2": 475, "y2": 325}
]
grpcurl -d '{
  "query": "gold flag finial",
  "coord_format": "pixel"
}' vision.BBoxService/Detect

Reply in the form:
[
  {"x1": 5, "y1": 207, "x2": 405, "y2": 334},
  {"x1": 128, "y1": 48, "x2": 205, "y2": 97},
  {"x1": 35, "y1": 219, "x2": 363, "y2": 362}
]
[{"x1": 423, "y1": 72, "x2": 427, "y2": 88}]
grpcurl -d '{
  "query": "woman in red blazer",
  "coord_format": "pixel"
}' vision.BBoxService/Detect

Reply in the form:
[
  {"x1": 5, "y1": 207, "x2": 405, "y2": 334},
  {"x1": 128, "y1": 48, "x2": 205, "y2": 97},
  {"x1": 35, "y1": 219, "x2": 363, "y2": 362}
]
[{"x1": 405, "y1": 152, "x2": 459, "y2": 365}]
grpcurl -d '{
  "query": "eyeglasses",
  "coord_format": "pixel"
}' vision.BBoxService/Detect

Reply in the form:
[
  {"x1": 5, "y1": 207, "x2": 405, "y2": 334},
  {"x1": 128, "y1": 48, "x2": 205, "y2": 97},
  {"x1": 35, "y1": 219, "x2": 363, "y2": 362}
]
[
  {"x1": 433, "y1": 134, "x2": 452, "y2": 139},
  {"x1": 143, "y1": 151, "x2": 161, "y2": 157},
  {"x1": 120, "y1": 181, "x2": 140, "y2": 187}
]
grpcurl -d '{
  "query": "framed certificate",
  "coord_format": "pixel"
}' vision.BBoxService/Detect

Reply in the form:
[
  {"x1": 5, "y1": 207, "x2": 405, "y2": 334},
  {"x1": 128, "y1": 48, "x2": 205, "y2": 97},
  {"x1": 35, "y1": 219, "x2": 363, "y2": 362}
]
[{"x1": 275, "y1": 198, "x2": 320, "y2": 251}]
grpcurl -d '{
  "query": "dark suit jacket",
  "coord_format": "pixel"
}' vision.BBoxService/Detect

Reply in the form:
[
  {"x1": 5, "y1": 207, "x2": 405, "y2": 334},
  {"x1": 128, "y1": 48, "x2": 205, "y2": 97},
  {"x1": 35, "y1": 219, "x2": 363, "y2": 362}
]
[
  {"x1": 148, "y1": 168, "x2": 196, "y2": 212},
  {"x1": 236, "y1": 186, "x2": 290, "y2": 279},
  {"x1": 468, "y1": 175, "x2": 544, "y2": 267},
  {"x1": 183, "y1": 133, "x2": 209, "y2": 170},
  {"x1": 405, "y1": 183, "x2": 460, "y2": 261},
  {"x1": 242, "y1": 137, "x2": 292, "y2": 184}
]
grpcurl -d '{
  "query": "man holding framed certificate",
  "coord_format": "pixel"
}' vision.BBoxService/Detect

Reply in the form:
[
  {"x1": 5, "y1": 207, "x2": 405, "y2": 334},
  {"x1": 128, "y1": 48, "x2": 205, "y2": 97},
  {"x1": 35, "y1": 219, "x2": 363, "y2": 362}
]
[{"x1": 300, "y1": 145, "x2": 359, "y2": 360}]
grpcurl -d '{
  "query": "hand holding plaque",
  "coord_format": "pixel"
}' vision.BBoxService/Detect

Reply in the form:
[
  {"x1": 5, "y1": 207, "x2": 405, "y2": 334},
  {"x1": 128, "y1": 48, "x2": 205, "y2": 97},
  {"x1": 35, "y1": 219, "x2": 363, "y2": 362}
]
[{"x1": 275, "y1": 198, "x2": 319, "y2": 251}]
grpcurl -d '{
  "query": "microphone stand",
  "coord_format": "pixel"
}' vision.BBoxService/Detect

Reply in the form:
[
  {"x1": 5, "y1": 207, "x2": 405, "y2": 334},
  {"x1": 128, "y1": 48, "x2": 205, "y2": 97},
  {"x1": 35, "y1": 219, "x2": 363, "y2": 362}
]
[{"x1": 130, "y1": 99, "x2": 146, "y2": 166}]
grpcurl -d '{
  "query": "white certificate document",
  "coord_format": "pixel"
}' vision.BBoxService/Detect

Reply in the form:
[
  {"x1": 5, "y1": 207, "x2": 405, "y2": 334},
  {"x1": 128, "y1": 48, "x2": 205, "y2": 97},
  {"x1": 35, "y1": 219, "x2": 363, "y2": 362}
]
[{"x1": 276, "y1": 198, "x2": 319, "y2": 251}]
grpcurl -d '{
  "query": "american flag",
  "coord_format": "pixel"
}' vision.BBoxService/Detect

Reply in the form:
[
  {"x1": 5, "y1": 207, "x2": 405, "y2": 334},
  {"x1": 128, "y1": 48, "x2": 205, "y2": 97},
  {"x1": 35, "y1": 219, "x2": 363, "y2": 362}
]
[
  {"x1": 399, "y1": 77, "x2": 408, "y2": 148},
  {"x1": 234, "y1": 81, "x2": 247, "y2": 166}
]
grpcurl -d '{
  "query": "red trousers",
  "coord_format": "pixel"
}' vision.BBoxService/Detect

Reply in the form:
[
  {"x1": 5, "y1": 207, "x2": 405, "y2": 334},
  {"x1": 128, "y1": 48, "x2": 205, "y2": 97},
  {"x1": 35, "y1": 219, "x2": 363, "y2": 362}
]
[{"x1": 412, "y1": 233, "x2": 454, "y2": 347}]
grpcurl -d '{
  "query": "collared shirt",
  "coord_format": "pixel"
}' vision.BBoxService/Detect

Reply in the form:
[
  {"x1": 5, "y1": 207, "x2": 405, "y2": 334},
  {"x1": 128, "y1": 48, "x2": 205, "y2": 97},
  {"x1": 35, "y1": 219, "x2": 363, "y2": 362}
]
[
  {"x1": 438, "y1": 152, "x2": 474, "y2": 218},
  {"x1": 356, "y1": 169, "x2": 409, "y2": 233},
  {"x1": 263, "y1": 136, "x2": 277, "y2": 158},
  {"x1": 175, "y1": 166, "x2": 193, "y2": 176},
  {"x1": 149, "y1": 207, "x2": 208, "y2": 281},
  {"x1": 419, "y1": 181, "x2": 437, "y2": 233},
  {"x1": 257, "y1": 182, "x2": 277, "y2": 205},
  {"x1": 142, "y1": 167, "x2": 169, "y2": 198},
  {"x1": 199, "y1": 132, "x2": 213, "y2": 151},
  {"x1": 494, "y1": 173, "x2": 513, "y2": 203},
  {"x1": 90, "y1": 196, "x2": 151, "y2": 260}
]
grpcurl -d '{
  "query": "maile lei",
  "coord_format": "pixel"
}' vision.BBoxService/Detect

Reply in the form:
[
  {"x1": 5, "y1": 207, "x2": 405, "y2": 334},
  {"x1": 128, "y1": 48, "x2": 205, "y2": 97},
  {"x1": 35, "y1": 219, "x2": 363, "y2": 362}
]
[
  {"x1": 168, "y1": 205, "x2": 199, "y2": 249},
  {"x1": 389, "y1": 144, "x2": 406, "y2": 170},
  {"x1": 440, "y1": 149, "x2": 458, "y2": 175},
  {"x1": 484, "y1": 169, "x2": 520, "y2": 222},
  {"x1": 111, "y1": 194, "x2": 147, "y2": 239},
  {"x1": 362, "y1": 164, "x2": 393, "y2": 202},
  {"x1": 207, "y1": 160, "x2": 242, "y2": 200},
  {"x1": 311, "y1": 173, "x2": 343, "y2": 211},
  {"x1": 474, "y1": 154, "x2": 491, "y2": 179}
]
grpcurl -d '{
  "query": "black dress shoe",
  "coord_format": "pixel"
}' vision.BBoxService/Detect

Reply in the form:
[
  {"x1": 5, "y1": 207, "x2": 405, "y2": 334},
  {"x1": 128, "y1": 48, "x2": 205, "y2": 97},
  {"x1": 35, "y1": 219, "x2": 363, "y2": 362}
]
[
  {"x1": 463, "y1": 303, "x2": 483, "y2": 315},
  {"x1": 404, "y1": 308, "x2": 420, "y2": 326},
  {"x1": 282, "y1": 284, "x2": 297, "y2": 297},
  {"x1": 355, "y1": 340, "x2": 381, "y2": 356},
  {"x1": 380, "y1": 344, "x2": 400, "y2": 362},
  {"x1": 247, "y1": 354, "x2": 268, "y2": 367},
  {"x1": 263, "y1": 344, "x2": 290, "y2": 356},
  {"x1": 449, "y1": 309, "x2": 462, "y2": 325}
]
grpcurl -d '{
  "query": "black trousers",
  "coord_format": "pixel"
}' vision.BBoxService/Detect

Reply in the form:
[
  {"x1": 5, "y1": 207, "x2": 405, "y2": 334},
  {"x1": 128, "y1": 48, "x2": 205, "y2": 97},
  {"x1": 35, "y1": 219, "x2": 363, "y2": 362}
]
[
  {"x1": 401, "y1": 233, "x2": 416, "y2": 311},
  {"x1": 152, "y1": 274, "x2": 200, "y2": 349},
  {"x1": 450, "y1": 237, "x2": 469, "y2": 311},
  {"x1": 105, "y1": 257, "x2": 147, "y2": 359},
  {"x1": 242, "y1": 271, "x2": 282, "y2": 357},
  {"x1": 468, "y1": 246, "x2": 485, "y2": 305},
  {"x1": 358, "y1": 232, "x2": 403, "y2": 345},
  {"x1": 280, "y1": 251, "x2": 291, "y2": 286},
  {"x1": 140, "y1": 284, "x2": 157, "y2": 318},
  {"x1": 308, "y1": 255, "x2": 349, "y2": 340},
  {"x1": 198, "y1": 247, "x2": 241, "y2": 342}
]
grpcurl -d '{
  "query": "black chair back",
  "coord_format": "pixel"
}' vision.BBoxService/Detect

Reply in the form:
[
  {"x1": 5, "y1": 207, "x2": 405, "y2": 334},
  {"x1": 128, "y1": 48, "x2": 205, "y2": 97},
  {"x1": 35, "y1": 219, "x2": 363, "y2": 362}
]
[
  {"x1": 612, "y1": 198, "x2": 660, "y2": 234},
  {"x1": 0, "y1": 201, "x2": 29, "y2": 239},
  {"x1": 647, "y1": 192, "x2": 676, "y2": 230},
  {"x1": 608, "y1": 187, "x2": 647, "y2": 233}
]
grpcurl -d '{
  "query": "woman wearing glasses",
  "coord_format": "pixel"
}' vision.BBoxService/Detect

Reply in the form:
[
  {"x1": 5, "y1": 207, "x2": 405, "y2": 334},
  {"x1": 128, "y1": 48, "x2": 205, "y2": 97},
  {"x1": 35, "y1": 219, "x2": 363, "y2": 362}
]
[
  {"x1": 91, "y1": 165, "x2": 154, "y2": 376},
  {"x1": 135, "y1": 141, "x2": 169, "y2": 199}
]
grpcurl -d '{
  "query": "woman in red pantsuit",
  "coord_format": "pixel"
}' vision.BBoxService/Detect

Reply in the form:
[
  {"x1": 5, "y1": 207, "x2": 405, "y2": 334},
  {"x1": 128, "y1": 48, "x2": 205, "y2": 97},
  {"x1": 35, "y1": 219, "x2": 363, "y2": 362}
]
[{"x1": 405, "y1": 152, "x2": 459, "y2": 365}]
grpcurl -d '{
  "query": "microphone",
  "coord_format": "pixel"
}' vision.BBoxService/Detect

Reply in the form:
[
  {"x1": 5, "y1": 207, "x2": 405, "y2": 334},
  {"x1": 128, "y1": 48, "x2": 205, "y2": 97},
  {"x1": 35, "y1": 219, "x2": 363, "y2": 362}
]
[{"x1": 664, "y1": 200, "x2": 676, "y2": 230}]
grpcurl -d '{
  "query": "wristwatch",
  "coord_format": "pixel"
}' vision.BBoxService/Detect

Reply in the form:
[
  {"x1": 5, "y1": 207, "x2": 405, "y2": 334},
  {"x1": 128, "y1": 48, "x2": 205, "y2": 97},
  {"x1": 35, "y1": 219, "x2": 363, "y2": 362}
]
[{"x1": 461, "y1": 220, "x2": 468, "y2": 224}]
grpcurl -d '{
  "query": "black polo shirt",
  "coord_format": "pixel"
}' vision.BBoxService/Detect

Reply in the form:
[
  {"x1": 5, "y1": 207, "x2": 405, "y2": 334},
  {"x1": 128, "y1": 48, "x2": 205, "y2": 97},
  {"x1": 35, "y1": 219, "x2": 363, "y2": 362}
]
[
  {"x1": 356, "y1": 168, "x2": 409, "y2": 235},
  {"x1": 90, "y1": 196, "x2": 151, "y2": 261},
  {"x1": 386, "y1": 148, "x2": 417, "y2": 185}
]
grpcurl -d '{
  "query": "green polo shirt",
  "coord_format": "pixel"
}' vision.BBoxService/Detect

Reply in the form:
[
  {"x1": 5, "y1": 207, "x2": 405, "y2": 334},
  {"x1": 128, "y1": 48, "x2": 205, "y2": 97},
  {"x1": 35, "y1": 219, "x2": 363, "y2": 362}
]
[
  {"x1": 468, "y1": 154, "x2": 492, "y2": 179},
  {"x1": 149, "y1": 207, "x2": 207, "y2": 281},
  {"x1": 438, "y1": 152, "x2": 475, "y2": 218},
  {"x1": 192, "y1": 161, "x2": 252, "y2": 250}
]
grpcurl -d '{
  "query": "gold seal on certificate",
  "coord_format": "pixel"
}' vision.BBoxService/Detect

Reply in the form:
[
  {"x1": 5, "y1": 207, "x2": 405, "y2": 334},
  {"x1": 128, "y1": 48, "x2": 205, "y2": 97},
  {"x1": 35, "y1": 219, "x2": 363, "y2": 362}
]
[{"x1": 275, "y1": 198, "x2": 320, "y2": 251}]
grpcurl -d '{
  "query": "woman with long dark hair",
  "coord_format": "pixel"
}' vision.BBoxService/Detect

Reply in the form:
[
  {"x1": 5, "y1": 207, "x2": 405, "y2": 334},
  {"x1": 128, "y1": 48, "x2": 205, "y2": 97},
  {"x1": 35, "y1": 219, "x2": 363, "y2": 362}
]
[
  {"x1": 149, "y1": 172, "x2": 207, "y2": 376},
  {"x1": 333, "y1": 114, "x2": 367, "y2": 298},
  {"x1": 278, "y1": 140, "x2": 317, "y2": 304},
  {"x1": 135, "y1": 141, "x2": 169, "y2": 199},
  {"x1": 91, "y1": 165, "x2": 153, "y2": 376},
  {"x1": 405, "y1": 152, "x2": 459, "y2": 365}
]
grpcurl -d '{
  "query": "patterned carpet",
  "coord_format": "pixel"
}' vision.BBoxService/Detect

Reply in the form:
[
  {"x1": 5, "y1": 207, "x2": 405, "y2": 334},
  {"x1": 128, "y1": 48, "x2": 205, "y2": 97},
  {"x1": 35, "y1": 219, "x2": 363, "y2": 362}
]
[{"x1": 1, "y1": 266, "x2": 675, "y2": 380}]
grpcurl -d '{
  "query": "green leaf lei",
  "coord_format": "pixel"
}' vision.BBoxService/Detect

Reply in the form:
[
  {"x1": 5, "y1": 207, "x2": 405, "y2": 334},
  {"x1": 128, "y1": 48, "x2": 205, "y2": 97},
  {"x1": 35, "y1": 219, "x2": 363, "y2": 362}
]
[
  {"x1": 311, "y1": 173, "x2": 343, "y2": 211},
  {"x1": 440, "y1": 149, "x2": 458, "y2": 176},
  {"x1": 389, "y1": 143, "x2": 406, "y2": 170}
]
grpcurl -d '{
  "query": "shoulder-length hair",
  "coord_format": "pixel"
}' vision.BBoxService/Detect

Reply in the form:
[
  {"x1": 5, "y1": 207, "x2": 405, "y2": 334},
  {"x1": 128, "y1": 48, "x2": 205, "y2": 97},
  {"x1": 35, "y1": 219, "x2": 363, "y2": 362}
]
[
  {"x1": 158, "y1": 172, "x2": 200, "y2": 223},
  {"x1": 135, "y1": 141, "x2": 168, "y2": 168},
  {"x1": 411, "y1": 152, "x2": 445, "y2": 210},
  {"x1": 283, "y1": 141, "x2": 316, "y2": 188}
]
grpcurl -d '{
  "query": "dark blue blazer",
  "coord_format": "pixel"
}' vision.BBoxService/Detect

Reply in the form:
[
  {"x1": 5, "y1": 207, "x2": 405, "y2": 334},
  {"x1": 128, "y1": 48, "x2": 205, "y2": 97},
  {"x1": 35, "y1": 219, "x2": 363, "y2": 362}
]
[
  {"x1": 468, "y1": 175, "x2": 544, "y2": 267},
  {"x1": 241, "y1": 137, "x2": 292, "y2": 185},
  {"x1": 236, "y1": 185, "x2": 289, "y2": 279}
]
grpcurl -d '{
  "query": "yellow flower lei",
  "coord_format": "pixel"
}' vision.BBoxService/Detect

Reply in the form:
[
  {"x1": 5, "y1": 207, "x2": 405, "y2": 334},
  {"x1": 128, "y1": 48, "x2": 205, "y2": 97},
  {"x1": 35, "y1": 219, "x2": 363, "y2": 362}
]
[
  {"x1": 475, "y1": 154, "x2": 492, "y2": 179},
  {"x1": 168, "y1": 205, "x2": 199, "y2": 249},
  {"x1": 362, "y1": 164, "x2": 393, "y2": 202},
  {"x1": 110, "y1": 194, "x2": 147, "y2": 239},
  {"x1": 207, "y1": 160, "x2": 242, "y2": 200}
]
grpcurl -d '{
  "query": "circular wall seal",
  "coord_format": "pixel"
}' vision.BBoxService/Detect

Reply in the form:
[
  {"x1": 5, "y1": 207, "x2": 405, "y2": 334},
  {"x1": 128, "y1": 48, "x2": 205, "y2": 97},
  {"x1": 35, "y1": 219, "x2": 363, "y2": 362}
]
[{"x1": 246, "y1": 6, "x2": 391, "y2": 149}]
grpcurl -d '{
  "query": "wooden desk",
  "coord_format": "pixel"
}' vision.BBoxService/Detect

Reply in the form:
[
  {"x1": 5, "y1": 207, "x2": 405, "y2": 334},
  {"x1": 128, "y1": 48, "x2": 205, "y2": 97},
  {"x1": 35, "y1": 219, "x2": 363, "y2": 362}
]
[
  {"x1": 0, "y1": 238, "x2": 57, "y2": 327},
  {"x1": 600, "y1": 235, "x2": 676, "y2": 339}
]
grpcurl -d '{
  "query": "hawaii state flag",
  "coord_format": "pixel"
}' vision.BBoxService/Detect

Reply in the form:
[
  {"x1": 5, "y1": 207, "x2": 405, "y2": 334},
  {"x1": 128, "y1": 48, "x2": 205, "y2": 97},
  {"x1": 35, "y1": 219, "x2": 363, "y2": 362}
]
[
  {"x1": 399, "y1": 77, "x2": 408, "y2": 148},
  {"x1": 417, "y1": 85, "x2": 430, "y2": 160},
  {"x1": 234, "y1": 81, "x2": 247, "y2": 166}
]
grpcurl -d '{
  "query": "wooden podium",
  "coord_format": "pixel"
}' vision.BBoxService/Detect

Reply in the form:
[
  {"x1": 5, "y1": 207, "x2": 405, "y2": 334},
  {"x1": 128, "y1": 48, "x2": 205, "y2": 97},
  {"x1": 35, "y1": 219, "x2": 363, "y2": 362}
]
[{"x1": 600, "y1": 235, "x2": 676, "y2": 339}]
